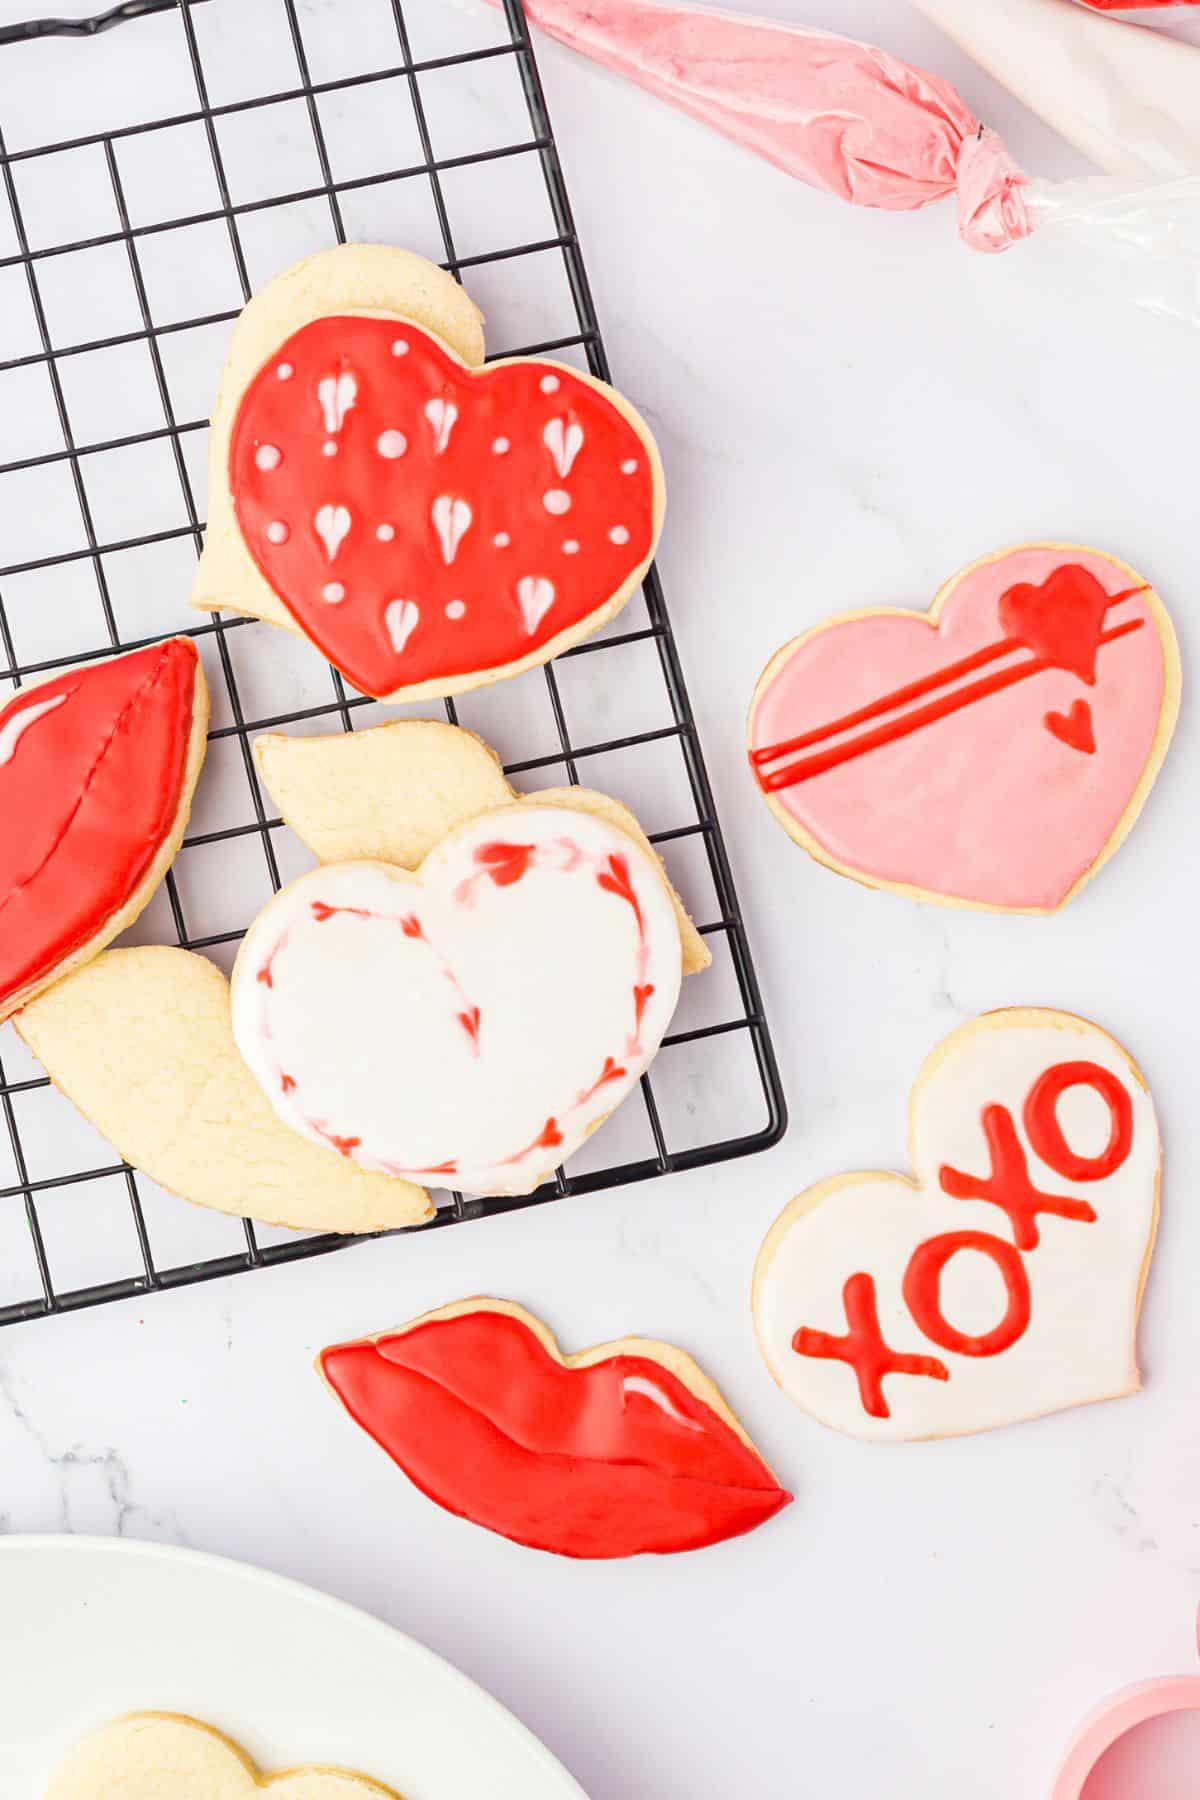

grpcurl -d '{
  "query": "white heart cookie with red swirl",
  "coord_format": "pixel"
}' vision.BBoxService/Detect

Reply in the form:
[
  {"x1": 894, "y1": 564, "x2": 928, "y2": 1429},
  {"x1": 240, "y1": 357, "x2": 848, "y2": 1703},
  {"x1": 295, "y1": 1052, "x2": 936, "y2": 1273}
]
[
  {"x1": 753, "y1": 1009, "x2": 1159, "y2": 1442},
  {"x1": 230, "y1": 803, "x2": 683, "y2": 1196}
]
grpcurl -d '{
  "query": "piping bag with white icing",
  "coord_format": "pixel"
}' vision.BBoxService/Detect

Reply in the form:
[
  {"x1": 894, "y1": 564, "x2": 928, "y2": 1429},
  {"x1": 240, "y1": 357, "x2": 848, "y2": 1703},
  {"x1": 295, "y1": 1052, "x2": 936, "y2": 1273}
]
[{"x1": 501, "y1": 0, "x2": 1200, "y2": 321}]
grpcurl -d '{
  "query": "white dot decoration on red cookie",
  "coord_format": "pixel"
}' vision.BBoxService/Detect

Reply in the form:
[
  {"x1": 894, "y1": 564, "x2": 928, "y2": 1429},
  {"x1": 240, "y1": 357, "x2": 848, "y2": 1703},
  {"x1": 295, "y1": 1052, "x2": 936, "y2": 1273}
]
[
  {"x1": 385, "y1": 598, "x2": 419, "y2": 655},
  {"x1": 492, "y1": 436, "x2": 510, "y2": 455},
  {"x1": 266, "y1": 520, "x2": 289, "y2": 545},
  {"x1": 322, "y1": 441, "x2": 337, "y2": 457},
  {"x1": 322, "y1": 581, "x2": 346, "y2": 604},
  {"x1": 376, "y1": 523, "x2": 395, "y2": 542},
  {"x1": 562, "y1": 539, "x2": 580, "y2": 555},
  {"x1": 543, "y1": 489, "x2": 571, "y2": 516},
  {"x1": 276, "y1": 362, "x2": 293, "y2": 380},
  {"x1": 539, "y1": 374, "x2": 560, "y2": 394},
  {"x1": 391, "y1": 338, "x2": 409, "y2": 356},
  {"x1": 376, "y1": 430, "x2": 407, "y2": 460},
  {"x1": 445, "y1": 600, "x2": 467, "y2": 620},
  {"x1": 493, "y1": 531, "x2": 511, "y2": 548},
  {"x1": 609, "y1": 525, "x2": 630, "y2": 545},
  {"x1": 621, "y1": 458, "x2": 638, "y2": 474},
  {"x1": 255, "y1": 444, "x2": 281, "y2": 472}
]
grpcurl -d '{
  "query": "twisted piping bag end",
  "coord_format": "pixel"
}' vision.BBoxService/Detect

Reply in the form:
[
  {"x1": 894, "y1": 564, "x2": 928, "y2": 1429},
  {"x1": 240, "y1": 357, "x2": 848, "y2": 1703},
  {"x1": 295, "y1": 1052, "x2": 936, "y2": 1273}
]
[{"x1": 957, "y1": 125, "x2": 1033, "y2": 253}]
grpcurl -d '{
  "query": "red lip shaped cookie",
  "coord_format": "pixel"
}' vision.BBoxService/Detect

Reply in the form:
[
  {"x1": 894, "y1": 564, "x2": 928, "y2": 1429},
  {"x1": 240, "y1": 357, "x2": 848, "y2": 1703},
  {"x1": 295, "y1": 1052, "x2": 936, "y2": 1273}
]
[
  {"x1": 230, "y1": 804, "x2": 683, "y2": 1197},
  {"x1": 193, "y1": 245, "x2": 663, "y2": 701},
  {"x1": 319, "y1": 1299, "x2": 791, "y2": 1558},
  {"x1": 752, "y1": 1009, "x2": 1160, "y2": 1442},
  {"x1": 0, "y1": 638, "x2": 207, "y2": 1021},
  {"x1": 748, "y1": 544, "x2": 1180, "y2": 911}
]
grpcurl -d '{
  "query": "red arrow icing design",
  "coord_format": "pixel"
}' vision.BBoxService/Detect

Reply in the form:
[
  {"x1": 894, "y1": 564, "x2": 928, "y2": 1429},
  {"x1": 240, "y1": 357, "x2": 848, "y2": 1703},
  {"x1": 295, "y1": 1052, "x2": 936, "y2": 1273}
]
[
  {"x1": 320, "y1": 1308, "x2": 791, "y2": 1558},
  {"x1": 0, "y1": 639, "x2": 198, "y2": 1012},
  {"x1": 229, "y1": 317, "x2": 656, "y2": 697}
]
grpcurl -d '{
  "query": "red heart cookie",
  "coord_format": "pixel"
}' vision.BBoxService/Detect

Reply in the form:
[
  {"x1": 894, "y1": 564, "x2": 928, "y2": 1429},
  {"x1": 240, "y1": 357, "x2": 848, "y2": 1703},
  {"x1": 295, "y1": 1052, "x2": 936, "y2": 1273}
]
[
  {"x1": 228, "y1": 316, "x2": 659, "y2": 698},
  {"x1": 0, "y1": 639, "x2": 206, "y2": 1019},
  {"x1": 748, "y1": 544, "x2": 1179, "y2": 911}
]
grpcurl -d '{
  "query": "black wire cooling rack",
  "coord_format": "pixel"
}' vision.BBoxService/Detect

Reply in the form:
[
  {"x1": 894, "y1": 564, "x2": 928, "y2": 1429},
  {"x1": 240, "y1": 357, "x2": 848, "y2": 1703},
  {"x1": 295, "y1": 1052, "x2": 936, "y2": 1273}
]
[{"x1": 0, "y1": 0, "x2": 786, "y2": 1327}]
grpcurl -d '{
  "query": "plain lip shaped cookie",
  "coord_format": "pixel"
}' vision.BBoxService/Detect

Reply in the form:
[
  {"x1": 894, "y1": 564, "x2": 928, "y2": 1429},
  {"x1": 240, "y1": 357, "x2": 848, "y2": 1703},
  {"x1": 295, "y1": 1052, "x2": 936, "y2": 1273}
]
[
  {"x1": 747, "y1": 542, "x2": 1181, "y2": 912},
  {"x1": 191, "y1": 242, "x2": 665, "y2": 702},
  {"x1": 229, "y1": 801, "x2": 684, "y2": 1197},
  {"x1": 44, "y1": 1711, "x2": 404, "y2": 1799},
  {"x1": 0, "y1": 637, "x2": 208, "y2": 1023},
  {"x1": 317, "y1": 1296, "x2": 792, "y2": 1558},
  {"x1": 751, "y1": 1008, "x2": 1160, "y2": 1443}
]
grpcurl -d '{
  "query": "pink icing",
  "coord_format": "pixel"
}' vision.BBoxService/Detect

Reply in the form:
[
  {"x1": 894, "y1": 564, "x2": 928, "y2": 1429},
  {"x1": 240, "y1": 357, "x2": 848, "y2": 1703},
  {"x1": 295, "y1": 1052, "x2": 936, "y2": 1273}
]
[
  {"x1": 499, "y1": 0, "x2": 1031, "y2": 252},
  {"x1": 749, "y1": 548, "x2": 1168, "y2": 910}
]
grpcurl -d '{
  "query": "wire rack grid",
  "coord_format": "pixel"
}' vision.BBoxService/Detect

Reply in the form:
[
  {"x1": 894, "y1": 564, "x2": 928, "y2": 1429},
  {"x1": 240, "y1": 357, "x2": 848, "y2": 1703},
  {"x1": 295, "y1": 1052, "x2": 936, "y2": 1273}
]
[{"x1": 0, "y1": 0, "x2": 785, "y2": 1327}]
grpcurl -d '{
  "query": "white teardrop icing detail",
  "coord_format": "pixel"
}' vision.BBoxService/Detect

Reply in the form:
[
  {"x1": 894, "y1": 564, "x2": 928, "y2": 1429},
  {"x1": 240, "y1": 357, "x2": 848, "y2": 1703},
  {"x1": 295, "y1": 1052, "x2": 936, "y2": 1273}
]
[
  {"x1": 317, "y1": 371, "x2": 357, "y2": 436},
  {"x1": 314, "y1": 504, "x2": 351, "y2": 561},
  {"x1": 431, "y1": 495, "x2": 473, "y2": 566},
  {"x1": 385, "y1": 599, "x2": 420, "y2": 655},
  {"x1": 0, "y1": 692, "x2": 67, "y2": 767},
  {"x1": 424, "y1": 397, "x2": 458, "y2": 454},
  {"x1": 516, "y1": 576, "x2": 555, "y2": 635},
  {"x1": 543, "y1": 416, "x2": 584, "y2": 478}
]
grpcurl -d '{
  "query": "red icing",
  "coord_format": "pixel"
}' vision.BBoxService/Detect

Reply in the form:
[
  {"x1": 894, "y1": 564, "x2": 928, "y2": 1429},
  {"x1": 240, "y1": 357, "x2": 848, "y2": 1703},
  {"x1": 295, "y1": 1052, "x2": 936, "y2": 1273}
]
[
  {"x1": 0, "y1": 639, "x2": 198, "y2": 1013},
  {"x1": 938, "y1": 1102, "x2": 1097, "y2": 1251},
  {"x1": 792, "y1": 1272, "x2": 949, "y2": 1420},
  {"x1": 996, "y1": 566, "x2": 1128, "y2": 683},
  {"x1": 1024, "y1": 1061, "x2": 1133, "y2": 1182},
  {"x1": 1045, "y1": 699, "x2": 1095, "y2": 754},
  {"x1": 902, "y1": 1230, "x2": 1031, "y2": 1358},
  {"x1": 476, "y1": 841, "x2": 536, "y2": 888},
  {"x1": 229, "y1": 317, "x2": 655, "y2": 697},
  {"x1": 597, "y1": 852, "x2": 645, "y2": 934},
  {"x1": 320, "y1": 1308, "x2": 791, "y2": 1557}
]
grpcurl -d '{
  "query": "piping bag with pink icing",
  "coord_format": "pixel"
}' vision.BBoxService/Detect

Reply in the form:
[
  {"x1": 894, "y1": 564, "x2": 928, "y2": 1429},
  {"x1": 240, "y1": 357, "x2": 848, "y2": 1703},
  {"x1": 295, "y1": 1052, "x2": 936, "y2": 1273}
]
[{"x1": 500, "y1": 0, "x2": 1200, "y2": 319}]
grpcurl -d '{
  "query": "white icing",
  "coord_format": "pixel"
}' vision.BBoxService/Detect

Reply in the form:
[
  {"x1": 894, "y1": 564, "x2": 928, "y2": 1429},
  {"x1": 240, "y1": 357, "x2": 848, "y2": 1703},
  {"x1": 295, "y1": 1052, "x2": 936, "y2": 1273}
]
[
  {"x1": 754, "y1": 1014, "x2": 1160, "y2": 1443},
  {"x1": 445, "y1": 600, "x2": 466, "y2": 620},
  {"x1": 391, "y1": 338, "x2": 409, "y2": 356},
  {"x1": 376, "y1": 430, "x2": 407, "y2": 460},
  {"x1": 266, "y1": 520, "x2": 289, "y2": 545},
  {"x1": 539, "y1": 375, "x2": 560, "y2": 394},
  {"x1": 609, "y1": 525, "x2": 630, "y2": 545},
  {"x1": 562, "y1": 540, "x2": 580, "y2": 556},
  {"x1": 516, "y1": 576, "x2": 555, "y2": 635},
  {"x1": 385, "y1": 599, "x2": 419, "y2": 655},
  {"x1": 276, "y1": 362, "x2": 293, "y2": 381},
  {"x1": 317, "y1": 371, "x2": 357, "y2": 436},
  {"x1": 0, "y1": 691, "x2": 67, "y2": 767},
  {"x1": 230, "y1": 807, "x2": 683, "y2": 1197},
  {"x1": 425, "y1": 397, "x2": 458, "y2": 454},
  {"x1": 544, "y1": 416, "x2": 584, "y2": 478},
  {"x1": 322, "y1": 582, "x2": 345, "y2": 604},
  {"x1": 622, "y1": 1373, "x2": 702, "y2": 1430},
  {"x1": 314, "y1": 504, "x2": 351, "y2": 561},
  {"x1": 376, "y1": 524, "x2": 394, "y2": 542},
  {"x1": 621, "y1": 458, "x2": 638, "y2": 474},
  {"x1": 431, "y1": 494, "x2": 472, "y2": 566},
  {"x1": 254, "y1": 444, "x2": 281, "y2": 472},
  {"x1": 493, "y1": 532, "x2": 511, "y2": 549},
  {"x1": 543, "y1": 489, "x2": 571, "y2": 516},
  {"x1": 492, "y1": 437, "x2": 510, "y2": 455},
  {"x1": 322, "y1": 442, "x2": 337, "y2": 458}
]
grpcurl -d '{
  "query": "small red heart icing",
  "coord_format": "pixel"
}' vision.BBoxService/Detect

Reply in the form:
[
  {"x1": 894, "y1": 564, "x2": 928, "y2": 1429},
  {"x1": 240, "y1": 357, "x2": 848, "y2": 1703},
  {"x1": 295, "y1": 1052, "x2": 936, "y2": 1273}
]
[
  {"x1": 749, "y1": 546, "x2": 1173, "y2": 910},
  {"x1": 997, "y1": 563, "x2": 1111, "y2": 682},
  {"x1": 1045, "y1": 698, "x2": 1095, "y2": 754},
  {"x1": 228, "y1": 317, "x2": 657, "y2": 697}
]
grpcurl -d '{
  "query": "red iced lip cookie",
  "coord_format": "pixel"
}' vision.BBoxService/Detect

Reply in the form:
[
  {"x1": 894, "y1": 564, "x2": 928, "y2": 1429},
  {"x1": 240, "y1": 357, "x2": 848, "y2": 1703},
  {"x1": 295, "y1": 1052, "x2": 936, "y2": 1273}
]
[
  {"x1": 228, "y1": 314, "x2": 658, "y2": 699},
  {"x1": 0, "y1": 638, "x2": 207, "y2": 1020},
  {"x1": 748, "y1": 544, "x2": 1180, "y2": 911},
  {"x1": 319, "y1": 1300, "x2": 791, "y2": 1558}
]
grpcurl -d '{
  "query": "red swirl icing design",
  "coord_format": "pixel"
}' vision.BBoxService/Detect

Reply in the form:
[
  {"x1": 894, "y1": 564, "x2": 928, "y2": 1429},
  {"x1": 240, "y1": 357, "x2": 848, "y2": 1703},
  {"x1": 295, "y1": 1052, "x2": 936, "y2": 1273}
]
[
  {"x1": 229, "y1": 317, "x2": 656, "y2": 697},
  {"x1": 320, "y1": 1306, "x2": 792, "y2": 1558},
  {"x1": 0, "y1": 639, "x2": 199, "y2": 1015}
]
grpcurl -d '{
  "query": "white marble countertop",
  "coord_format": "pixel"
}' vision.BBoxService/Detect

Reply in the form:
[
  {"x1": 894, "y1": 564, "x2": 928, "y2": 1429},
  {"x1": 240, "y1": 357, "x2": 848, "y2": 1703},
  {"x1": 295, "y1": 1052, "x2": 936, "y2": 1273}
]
[{"x1": 3, "y1": 2, "x2": 1200, "y2": 1796}]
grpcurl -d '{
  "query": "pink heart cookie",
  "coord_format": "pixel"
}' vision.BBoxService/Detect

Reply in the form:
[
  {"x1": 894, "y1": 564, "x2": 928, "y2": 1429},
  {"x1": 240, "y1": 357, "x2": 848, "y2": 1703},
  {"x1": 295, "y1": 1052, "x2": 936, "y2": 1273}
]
[{"x1": 748, "y1": 544, "x2": 1180, "y2": 911}]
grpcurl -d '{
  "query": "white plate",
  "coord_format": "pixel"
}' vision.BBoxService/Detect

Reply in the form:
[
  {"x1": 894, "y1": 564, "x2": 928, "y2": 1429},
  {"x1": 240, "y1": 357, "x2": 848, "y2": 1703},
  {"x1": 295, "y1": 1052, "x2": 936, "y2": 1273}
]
[{"x1": 0, "y1": 1536, "x2": 587, "y2": 1800}]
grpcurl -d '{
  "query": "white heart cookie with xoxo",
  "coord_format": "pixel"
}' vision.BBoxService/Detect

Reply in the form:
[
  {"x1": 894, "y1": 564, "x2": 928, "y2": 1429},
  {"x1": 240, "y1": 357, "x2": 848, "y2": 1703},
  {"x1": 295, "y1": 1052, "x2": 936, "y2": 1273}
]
[
  {"x1": 231, "y1": 804, "x2": 682, "y2": 1196},
  {"x1": 752, "y1": 1009, "x2": 1159, "y2": 1442}
]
